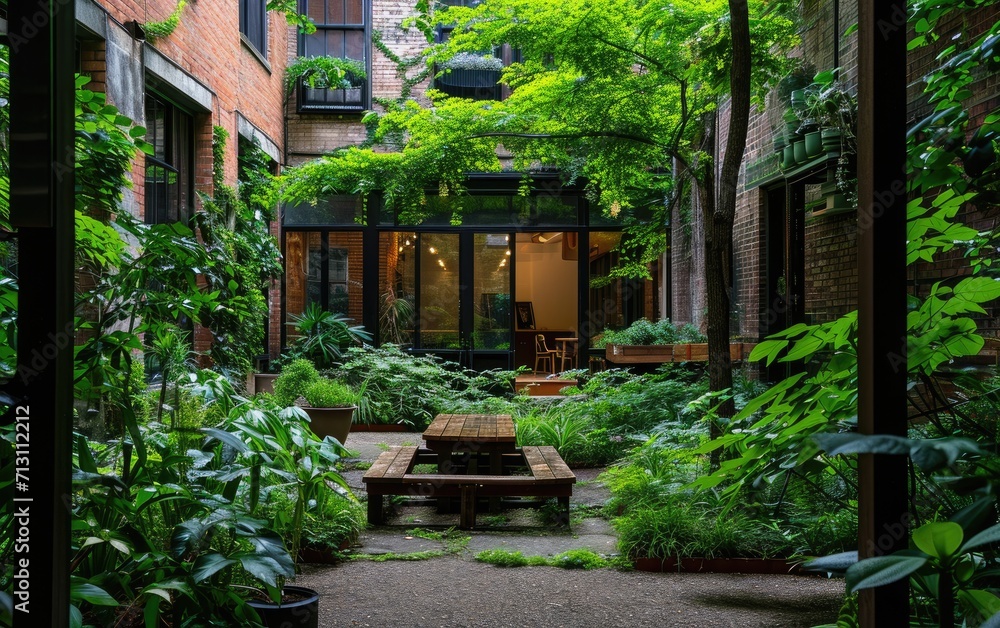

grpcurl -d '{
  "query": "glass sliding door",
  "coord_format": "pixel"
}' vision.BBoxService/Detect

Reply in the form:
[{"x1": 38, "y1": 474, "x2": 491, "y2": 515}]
[
  {"x1": 377, "y1": 231, "x2": 513, "y2": 366},
  {"x1": 472, "y1": 233, "x2": 511, "y2": 351},
  {"x1": 284, "y1": 230, "x2": 365, "y2": 346},
  {"x1": 418, "y1": 233, "x2": 460, "y2": 350}
]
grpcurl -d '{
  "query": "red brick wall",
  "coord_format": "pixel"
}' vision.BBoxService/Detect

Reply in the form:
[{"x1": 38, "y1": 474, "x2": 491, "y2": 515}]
[
  {"x1": 88, "y1": 1, "x2": 289, "y2": 360},
  {"x1": 285, "y1": 0, "x2": 433, "y2": 161}
]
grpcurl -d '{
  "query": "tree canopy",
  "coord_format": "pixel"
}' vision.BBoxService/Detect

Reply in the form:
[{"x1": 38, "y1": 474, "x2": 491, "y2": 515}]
[{"x1": 277, "y1": 0, "x2": 798, "y2": 276}]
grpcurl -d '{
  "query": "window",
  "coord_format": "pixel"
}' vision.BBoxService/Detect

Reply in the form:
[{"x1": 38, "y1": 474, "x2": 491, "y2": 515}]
[
  {"x1": 240, "y1": 0, "x2": 267, "y2": 57},
  {"x1": 299, "y1": 0, "x2": 368, "y2": 111},
  {"x1": 144, "y1": 93, "x2": 194, "y2": 225}
]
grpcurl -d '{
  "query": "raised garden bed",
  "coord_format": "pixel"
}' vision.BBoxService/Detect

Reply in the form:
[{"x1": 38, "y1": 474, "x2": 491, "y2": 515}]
[
  {"x1": 633, "y1": 556, "x2": 802, "y2": 574},
  {"x1": 606, "y1": 342, "x2": 756, "y2": 364}
]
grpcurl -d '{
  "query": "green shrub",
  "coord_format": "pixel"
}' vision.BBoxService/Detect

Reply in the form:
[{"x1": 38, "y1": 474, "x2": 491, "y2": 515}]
[
  {"x1": 593, "y1": 318, "x2": 706, "y2": 348},
  {"x1": 475, "y1": 549, "x2": 532, "y2": 567},
  {"x1": 273, "y1": 358, "x2": 320, "y2": 406},
  {"x1": 304, "y1": 378, "x2": 357, "y2": 408},
  {"x1": 615, "y1": 505, "x2": 700, "y2": 560},
  {"x1": 331, "y1": 345, "x2": 521, "y2": 429}
]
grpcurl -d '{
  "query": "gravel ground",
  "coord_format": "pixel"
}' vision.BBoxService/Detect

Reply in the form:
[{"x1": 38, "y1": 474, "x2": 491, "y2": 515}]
[
  {"x1": 297, "y1": 558, "x2": 843, "y2": 627},
  {"x1": 296, "y1": 430, "x2": 845, "y2": 627}
]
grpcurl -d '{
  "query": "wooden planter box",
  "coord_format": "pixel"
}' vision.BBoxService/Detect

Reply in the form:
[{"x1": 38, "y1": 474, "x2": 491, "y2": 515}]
[{"x1": 606, "y1": 343, "x2": 756, "y2": 364}]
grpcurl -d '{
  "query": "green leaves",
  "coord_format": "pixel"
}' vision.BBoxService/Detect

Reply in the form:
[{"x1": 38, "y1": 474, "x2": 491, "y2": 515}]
[{"x1": 846, "y1": 552, "x2": 929, "y2": 593}]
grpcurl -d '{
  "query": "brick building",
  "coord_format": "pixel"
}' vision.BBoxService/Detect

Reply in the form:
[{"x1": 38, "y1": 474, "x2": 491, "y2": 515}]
[{"x1": 75, "y1": 0, "x2": 287, "y2": 358}]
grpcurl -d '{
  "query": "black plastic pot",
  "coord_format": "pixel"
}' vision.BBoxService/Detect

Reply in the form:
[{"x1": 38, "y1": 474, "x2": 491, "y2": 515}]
[{"x1": 248, "y1": 586, "x2": 320, "y2": 628}]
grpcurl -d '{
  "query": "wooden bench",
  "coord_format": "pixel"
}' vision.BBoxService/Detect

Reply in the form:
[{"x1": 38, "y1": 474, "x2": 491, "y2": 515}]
[{"x1": 362, "y1": 445, "x2": 576, "y2": 529}]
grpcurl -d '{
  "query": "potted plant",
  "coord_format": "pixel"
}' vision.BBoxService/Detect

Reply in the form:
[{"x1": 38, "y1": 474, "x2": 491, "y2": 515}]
[
  {"x1": 207, "y1": 402, "x2": 357, "y2": 628},
  {"x1": 272, "y1": 357, "x2": 321, "y2": 407},
  {"x1": 301, "y1": 377, "x2": 358, "y2": 445},
  {"x1": 286, "y1": 55, "x2": 367, "y2": 108}
]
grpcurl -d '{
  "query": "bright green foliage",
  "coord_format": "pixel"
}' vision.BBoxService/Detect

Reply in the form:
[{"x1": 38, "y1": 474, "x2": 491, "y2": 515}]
[
  {"x1": 303, "y1": 378, "x2": 357, "y2": 408},
  {"x1": 281, "y1": 302, "x2": 372, "y2": 370},
  {"x1": 694, "y1": 8, "x2": 1000, "y2": 512},
  {"x1": 286, "y1": 56, "x2": 366, "y2": 93},
  {"x1": 272, "y1": 358, "x2": 321, "y2": 406},
  {"x1": 194, "y1": 129, "x2": 282, "y2": 377},
  {"x1": 144, "y1": 0, "x2": 187, "y2": 41},
  {"x1": 593, "y1": 318, "x2": 706, "y2": 348},
  {"x1": 276, "y1": 0, "x2": 797, "y2": 275}
]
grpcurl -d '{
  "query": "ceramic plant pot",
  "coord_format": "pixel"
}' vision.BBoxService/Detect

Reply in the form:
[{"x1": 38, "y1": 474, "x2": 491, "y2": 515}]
[
  {"x1": 303, "y1": 405, "x2": 356, "y2": 445},
  {"x1": 805, "y1": 131, "x2": 823, "y2": 158},
  {"x1": 248, "y1": 586, "x2": 320, "y2": 628},
  {"x1": 793, "y1": 139, "x2": 807, "y2": 164}
]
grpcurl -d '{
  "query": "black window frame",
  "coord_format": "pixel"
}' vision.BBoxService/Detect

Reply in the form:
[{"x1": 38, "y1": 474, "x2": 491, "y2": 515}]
[
  {"x1": 240, "y1": 0, "x2": 268, "y2": 59},
  {"x1": 297, "y1": 0, "x2": 370, "y2": 113},
  {"x1": 144, "y1": 93, "x2": 195, "y2": 225}
]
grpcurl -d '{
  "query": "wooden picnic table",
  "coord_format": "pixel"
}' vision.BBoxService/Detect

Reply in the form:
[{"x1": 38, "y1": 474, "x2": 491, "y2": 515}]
[
  {"x1": 422, "y1": 413, "x2": 517, "y2": 476},
  {"x1": 423, "y1": 413, "x2": 518, "y2": 512}
]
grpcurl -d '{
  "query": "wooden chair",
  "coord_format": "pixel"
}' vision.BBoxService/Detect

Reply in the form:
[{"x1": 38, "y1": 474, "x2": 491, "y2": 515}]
[
  {"x1": 534, "y1": 334, "x2": 558, "y2": 374},
  {"x1": 557, "y1": 338, "x2": 578, "y2": 371}
]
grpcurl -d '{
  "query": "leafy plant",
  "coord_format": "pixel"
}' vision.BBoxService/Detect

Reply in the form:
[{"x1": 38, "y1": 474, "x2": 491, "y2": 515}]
[
  {"x1": 205, "y1": 401, "x2": 357, "y2": 574},
  {"x1": 282, "y1": 303, "x2": 372, "y2": 369},
  {"x1": 286, "y1": 56, "x2": 367, "y2": 93},
  {"x1": 272, "y1": 358, "x2": 320, "y2": 407},
  {"x1": 144, "y1": 0, "x2": 187, "y2": 41},
  {"x1": 303, "y1": 378, "x2": 357, "y2": 408},
  {"x1": 593, "y1": 318, "x2": 706, "y2": 348}
]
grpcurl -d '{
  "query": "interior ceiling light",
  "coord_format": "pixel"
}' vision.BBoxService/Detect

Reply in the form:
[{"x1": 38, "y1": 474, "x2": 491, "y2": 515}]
[
  {"x1": 505, "y1": 249, "x2": 511, "y2": 256},
  {"x1": 531, "y1": 232, "x2": 563, "y2": 244},
  {"x1": 405, "y1": 239, "x2": 411, "y2": 246},
  {"x1": 429, "y1": 246, "x2": 437, "y2": 254}
]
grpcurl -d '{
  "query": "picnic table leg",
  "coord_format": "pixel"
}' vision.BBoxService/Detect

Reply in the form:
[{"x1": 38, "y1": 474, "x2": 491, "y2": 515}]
[
  {"x1": 367, "y1": 493, "x2": 384, "y2": 525},
  {"x1": 460, "y1": 484, "x2": 478, "y2": 529},
  {"x1": 488, "y1": 450, "x2": 503, "y2": 513},
  {"x1": 557, "y1": 496, "x2": 570, "y2": 526},
  {"x1": 433, "y1": 446, "x2": 456, "y2": 513}
]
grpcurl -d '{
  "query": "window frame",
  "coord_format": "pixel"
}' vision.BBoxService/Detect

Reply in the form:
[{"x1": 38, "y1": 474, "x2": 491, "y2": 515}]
[
  {"x1": 144, "y1": 92, "x2": 195, "y2": 225},
  {"x1": 297, "y1": 0, "x2": 371, "y2": 113},
  {"x1": 240, "y1": 0, "x2": 268, "y2": 59}
]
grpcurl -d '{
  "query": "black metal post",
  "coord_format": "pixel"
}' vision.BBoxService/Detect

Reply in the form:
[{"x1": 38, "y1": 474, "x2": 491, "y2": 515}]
[
  {"x1": 8, "y1": 0, "x2": 76, "y2": 624},
  {"x1": 857, "y1": 0, "x2": 909, "y2": 624}
]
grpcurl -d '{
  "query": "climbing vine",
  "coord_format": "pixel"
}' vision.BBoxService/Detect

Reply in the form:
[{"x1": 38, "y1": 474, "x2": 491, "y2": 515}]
[{"x1": 144, "y1": 0, "x2": 187, "y2": 41}]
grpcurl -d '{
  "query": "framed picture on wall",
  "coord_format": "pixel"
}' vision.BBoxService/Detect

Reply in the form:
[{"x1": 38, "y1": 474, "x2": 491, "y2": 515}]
[{"x1": 515, "y1": 301, "x2": 535, "y2": 330}]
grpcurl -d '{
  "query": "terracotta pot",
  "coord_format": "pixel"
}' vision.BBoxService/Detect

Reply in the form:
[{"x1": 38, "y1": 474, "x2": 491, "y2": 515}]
[
  {"x1": 303, "y1": 405, "x2": 355, "y2": 445},
  {"x1": 253, "y1": 373, "x2": 278, "y2": 395}
]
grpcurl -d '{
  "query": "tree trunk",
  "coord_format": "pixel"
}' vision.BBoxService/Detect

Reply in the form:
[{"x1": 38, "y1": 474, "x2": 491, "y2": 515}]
[{"x1": 701, "y1": 0, "x2": 751, "y2": 468}]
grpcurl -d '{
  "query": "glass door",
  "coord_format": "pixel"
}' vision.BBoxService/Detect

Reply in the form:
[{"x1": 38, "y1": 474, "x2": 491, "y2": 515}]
[
  {"x1": 378, "y1": 231, "x2": 513, "y2": 367},
  {"x1": 469, "y1": 233, "x2": 512, "y2": 369}
]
